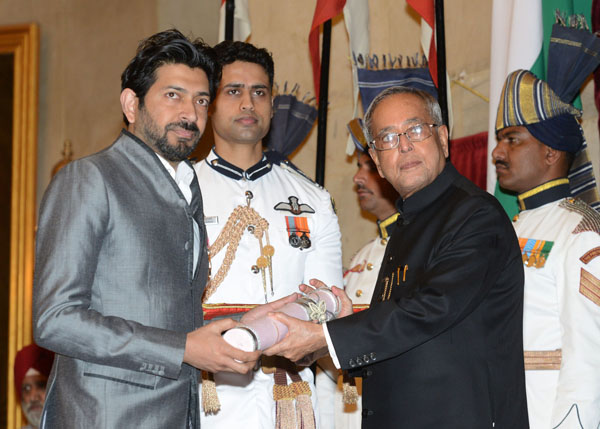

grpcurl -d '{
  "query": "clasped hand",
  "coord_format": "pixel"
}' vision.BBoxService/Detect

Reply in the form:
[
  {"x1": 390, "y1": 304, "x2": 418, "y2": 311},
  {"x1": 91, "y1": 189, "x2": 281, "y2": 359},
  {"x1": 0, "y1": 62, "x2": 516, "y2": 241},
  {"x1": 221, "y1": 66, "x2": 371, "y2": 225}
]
[{"x1": 262, "y1": 279, "x2": 353, "y2": 363}]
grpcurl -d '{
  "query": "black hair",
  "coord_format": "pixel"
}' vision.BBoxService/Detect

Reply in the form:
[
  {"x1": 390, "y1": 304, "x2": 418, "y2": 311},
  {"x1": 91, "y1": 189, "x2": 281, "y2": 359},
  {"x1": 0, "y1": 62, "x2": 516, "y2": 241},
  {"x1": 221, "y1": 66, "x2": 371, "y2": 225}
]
[
  {"x1": 120, "y1": 29, "x2": 220, "y2": 125},
  {"x1": 213, "y1": 41, "x2": 274, "y2": 88}
]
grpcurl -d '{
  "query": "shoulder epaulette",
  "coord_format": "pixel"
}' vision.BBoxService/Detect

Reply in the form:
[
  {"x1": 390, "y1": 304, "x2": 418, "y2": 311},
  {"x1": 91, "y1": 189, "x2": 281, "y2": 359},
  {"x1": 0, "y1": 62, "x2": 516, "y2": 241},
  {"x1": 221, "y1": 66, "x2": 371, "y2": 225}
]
[
  {"x1": 265, "y1": 150, "x2": 324, "y2": 189},
  {"x1": 560, "y1": 198, "x2": 600, "y2": 235}
]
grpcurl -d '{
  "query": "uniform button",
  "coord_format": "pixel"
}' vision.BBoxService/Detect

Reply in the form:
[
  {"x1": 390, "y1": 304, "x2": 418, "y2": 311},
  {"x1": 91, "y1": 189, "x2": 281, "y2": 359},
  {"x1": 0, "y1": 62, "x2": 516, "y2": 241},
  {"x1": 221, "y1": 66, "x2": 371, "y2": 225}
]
[
  {"x1": 363, "y1": 354, "x2": 370, "y2": 363},
  {"x1": 251, "y1": 265, "x2": 260, "y2": 274},
  {"x1": 362, "y1": 409, "x2": 374, "y2": 417},
  {"x1": 349, "y1": 359, "x2": 356, "y2": 368},
  {"x1": 388, "y1": 255, "x2": 393, "y2": 262},
  {"x1": 380, "y1": 238, "x2": 387, "y2": 245},
  {"x1": 370, "y1": 352, "x2": 376, "y2": 361},
  {"x1": 355, "y1": 290, "x2": 363, "y2": 298},
  {"x1": 184, "y1": 241, "x2": 190, "y2": 250},
  {"x1": 356, "y1": 357, "x2": 363, "y2": 365},
  {"x1": 362, "y1": 369, "x2": 372, "y2": 378},
  {"x1": 366, "y1": 263, "x2": 373, "y2": 271}
]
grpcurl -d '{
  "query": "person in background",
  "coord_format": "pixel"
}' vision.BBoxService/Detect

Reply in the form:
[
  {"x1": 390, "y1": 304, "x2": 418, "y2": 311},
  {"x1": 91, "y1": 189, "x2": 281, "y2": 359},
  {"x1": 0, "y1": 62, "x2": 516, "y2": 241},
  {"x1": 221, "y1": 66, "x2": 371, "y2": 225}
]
[
  {"x1": 14, "y1": 344, "x2": 54, "y2": 429},
  {"x1": 344, "y1": 121, "x2": 400, "y2": 304},
  {"x1": 493, "y1": 68, "x2": 600, "y2": 428},
  {"x1": 195, "y1": 40, "x2": 343, "y2": 428}
]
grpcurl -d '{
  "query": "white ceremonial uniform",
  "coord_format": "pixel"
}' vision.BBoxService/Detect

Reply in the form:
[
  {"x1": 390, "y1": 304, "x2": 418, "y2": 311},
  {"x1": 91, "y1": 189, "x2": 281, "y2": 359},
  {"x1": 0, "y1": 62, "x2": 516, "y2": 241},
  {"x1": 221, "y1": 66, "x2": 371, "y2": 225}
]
[
  {"x1": 195, "y1": 148, "x2": 343, "y2": 429},
  {"x1": 514, "y1": 181, "x2": 600, "y2": 429},
  {"x1": 344, "y1": 214, "x2": 398, "y2": 305},
  {"x1": 317, "y1": 214, "x2": 397, "y2": 429}
]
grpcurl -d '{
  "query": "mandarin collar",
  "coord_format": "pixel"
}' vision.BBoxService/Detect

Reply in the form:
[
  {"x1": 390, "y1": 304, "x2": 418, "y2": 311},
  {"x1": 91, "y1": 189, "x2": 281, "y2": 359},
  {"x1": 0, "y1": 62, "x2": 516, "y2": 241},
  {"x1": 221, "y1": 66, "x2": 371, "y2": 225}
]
[
  {"x1": 517, "y1": 178, "x2": 570, "y2": 211},
  {"x1": 377, "y1": 212, "x2": 400, "y2": 238},
  {"x1": 204, "y1": 148, "x2": 272, "y2": 181},
  {"x1": 395, "y1": 162, "x2": 457, "y2": 222}
]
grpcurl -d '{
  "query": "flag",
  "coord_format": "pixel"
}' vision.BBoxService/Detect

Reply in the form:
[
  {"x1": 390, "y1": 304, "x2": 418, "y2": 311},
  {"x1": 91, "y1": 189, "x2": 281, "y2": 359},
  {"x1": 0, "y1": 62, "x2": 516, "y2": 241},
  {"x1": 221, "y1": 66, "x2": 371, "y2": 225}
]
[
  {"x1": 405, "y1": 0, "x2": 438, "y2": 86},
  {"x1": 406, "y1": 0, "x2": 453, "y2": 134},
  {"x1": 343, "y1": 0, "x2": 370, "y2": 154},
  {"x1": 309, "y1": 0, "x2": 346, "y2": 100},
  {"x1": 218, "y1": 0, "x2": 251, "y2": 43},
  {"x1": 488, "y1": 0, "x2": 600, "y2": 217}
]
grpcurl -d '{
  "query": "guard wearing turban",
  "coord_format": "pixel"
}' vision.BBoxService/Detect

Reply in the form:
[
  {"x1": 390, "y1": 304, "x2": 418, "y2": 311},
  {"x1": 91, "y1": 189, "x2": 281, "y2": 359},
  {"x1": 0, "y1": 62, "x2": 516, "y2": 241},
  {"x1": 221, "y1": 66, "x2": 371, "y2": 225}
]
[{"x1": 492, "y1": 15, "x2": 600, "y2": 429}]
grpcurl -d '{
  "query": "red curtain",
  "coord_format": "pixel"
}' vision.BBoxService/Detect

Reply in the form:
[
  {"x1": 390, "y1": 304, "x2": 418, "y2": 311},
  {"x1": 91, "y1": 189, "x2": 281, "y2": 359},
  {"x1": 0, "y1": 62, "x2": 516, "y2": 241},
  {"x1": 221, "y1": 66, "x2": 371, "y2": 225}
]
[{"x1": 449, "y1": 131, "x2": 488, "y2": 190}]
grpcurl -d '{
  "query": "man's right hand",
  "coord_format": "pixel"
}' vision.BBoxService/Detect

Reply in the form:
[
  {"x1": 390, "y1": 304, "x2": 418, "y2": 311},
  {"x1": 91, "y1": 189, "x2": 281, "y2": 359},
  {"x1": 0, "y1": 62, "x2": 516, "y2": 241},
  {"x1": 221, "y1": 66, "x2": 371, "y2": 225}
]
[{"x1": 183, "y1": 318, "x2": 260, "y2": 374}]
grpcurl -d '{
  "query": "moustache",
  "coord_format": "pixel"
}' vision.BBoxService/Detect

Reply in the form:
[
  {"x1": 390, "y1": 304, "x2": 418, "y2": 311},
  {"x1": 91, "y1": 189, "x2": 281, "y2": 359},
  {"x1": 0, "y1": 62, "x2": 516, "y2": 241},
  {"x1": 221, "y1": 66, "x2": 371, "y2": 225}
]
[
  {"x1": 166, "y1": 121, "x2": 199, "y2": 134},
  {"x1": 25, "y1": 400, "x2": 43, "y2": 412},
  {"x1": 494, "y1": 160, "x2": 509, "y2": 169}
]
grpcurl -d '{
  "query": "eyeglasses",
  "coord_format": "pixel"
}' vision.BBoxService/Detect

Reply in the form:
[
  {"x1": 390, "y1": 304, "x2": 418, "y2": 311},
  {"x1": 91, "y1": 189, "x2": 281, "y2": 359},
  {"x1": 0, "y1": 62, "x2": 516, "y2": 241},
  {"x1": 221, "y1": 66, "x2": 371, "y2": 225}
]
[{"x1": 369, "y1": 123, "x2": 439, "y2": 151}]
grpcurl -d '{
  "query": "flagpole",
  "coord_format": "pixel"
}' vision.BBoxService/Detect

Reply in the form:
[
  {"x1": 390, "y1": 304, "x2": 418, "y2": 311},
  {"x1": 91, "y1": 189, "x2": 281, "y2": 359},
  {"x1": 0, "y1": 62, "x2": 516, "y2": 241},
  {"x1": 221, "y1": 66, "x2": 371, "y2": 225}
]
[
  {"x1": 315, "y1": 20, "x2": 332, "y2": 187},
  {"x1": 225, "y1": 0, "x2": 235, "y2": 41},
  {"x1": 435, "y1": 0, "x2": 449, "y2": 147}
]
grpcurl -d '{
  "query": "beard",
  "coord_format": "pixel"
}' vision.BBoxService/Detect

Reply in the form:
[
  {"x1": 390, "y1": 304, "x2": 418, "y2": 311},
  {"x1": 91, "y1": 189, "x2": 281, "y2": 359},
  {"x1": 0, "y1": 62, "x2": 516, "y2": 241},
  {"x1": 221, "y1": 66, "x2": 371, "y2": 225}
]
[
  {"x1": 23, "y1": 400, "x2": 43, "y2": 428},
  {"x1": 138, "y1": 107, "x2": 201, "y2": 162}
]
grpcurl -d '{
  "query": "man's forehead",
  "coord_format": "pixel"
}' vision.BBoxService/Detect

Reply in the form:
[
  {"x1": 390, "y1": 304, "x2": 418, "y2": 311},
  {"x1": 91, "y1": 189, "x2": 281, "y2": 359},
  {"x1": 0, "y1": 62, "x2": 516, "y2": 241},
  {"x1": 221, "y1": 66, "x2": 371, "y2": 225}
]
[
  {"x1": 496, "y1": 125, "x2": 530, "y2": 139},
  {"x1": 152, "y1": 63, "x2": 209, "y2": 92},
  {"x1": 372, "y1": 95, "x2": 430, "y2": 128},
  {"x1": 22, "y1": 374, "x2": 47, "y2": 384},
  {"x1": 221, "y1": 61, "x2": 270, "y2": 85}
]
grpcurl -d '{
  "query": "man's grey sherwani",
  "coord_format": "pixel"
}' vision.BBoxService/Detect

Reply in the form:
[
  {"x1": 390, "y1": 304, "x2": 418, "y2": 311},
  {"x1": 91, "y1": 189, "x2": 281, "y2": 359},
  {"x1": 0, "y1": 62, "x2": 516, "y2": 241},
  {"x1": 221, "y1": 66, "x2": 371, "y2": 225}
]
[{"x1": 33, "y1": 130, "x2": 207, "y2": 428}]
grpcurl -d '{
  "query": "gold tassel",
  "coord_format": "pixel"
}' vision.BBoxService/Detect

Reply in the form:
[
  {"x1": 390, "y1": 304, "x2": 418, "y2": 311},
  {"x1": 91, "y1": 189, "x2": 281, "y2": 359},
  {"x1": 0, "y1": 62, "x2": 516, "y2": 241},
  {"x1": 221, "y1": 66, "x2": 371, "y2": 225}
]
[
  {"x1": 342, "y1": 372, "x2": 359, "y2": 405},
  {"x1": 274, "y1": 384, "x2": 297, "y2": 429},
  {"x1": 295, "y1": 392, "x2": 316, "y2": 429},
  {"x1": 342, "y1": 381, "x2": 359, "y2": 405},
  {"x1": 201, "y1": 371, "x2": 221, "y2": 415}
]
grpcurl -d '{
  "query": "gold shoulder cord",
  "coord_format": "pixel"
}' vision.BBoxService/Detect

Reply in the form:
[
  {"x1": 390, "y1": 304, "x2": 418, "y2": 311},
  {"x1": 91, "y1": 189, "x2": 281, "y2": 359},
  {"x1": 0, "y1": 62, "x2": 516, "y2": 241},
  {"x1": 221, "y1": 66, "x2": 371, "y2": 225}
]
[{"x1": 203, "y1": 191, "x2": 275, "y2": 303}]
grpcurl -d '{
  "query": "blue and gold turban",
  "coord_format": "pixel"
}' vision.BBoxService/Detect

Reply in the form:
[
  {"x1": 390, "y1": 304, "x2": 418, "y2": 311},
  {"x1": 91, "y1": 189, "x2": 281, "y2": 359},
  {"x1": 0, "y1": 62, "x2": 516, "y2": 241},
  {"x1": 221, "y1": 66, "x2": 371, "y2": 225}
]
[
  {"x1": 495, "y1": 69, "x2": 583, "y2": 152},
  {"x1": 496, "y1": 18, "x2": 600, "y2": 153}
]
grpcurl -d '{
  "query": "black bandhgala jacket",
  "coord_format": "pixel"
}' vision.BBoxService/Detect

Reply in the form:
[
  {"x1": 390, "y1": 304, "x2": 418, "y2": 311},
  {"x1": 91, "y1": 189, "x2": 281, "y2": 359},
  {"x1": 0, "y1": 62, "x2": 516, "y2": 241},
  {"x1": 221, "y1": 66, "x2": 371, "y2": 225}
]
[{"x1": 328, "y1": 163, "x2": 529, "y2": 428}]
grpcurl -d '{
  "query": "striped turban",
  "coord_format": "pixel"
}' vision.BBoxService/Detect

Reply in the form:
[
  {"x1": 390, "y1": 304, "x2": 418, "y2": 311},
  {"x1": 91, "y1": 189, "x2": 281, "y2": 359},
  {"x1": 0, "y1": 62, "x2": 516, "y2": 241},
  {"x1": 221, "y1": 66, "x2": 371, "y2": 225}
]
[
  {"x1": 495, "y1": 18, "x2": 600, "y2": 153},
  {"x1": 495, "y1": 69, "x2": 583, "y2": 152}
]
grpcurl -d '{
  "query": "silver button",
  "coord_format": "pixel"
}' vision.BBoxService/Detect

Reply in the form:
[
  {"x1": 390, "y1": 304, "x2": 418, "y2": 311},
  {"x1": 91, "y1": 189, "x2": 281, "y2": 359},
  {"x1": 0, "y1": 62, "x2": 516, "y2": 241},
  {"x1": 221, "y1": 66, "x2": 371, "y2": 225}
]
[
  {"x1": 349, "y1": 359, "x2": 356, "y2": 368},
  {"x1": 184, "y1": 241, "x2": 190, "y2": 250}
]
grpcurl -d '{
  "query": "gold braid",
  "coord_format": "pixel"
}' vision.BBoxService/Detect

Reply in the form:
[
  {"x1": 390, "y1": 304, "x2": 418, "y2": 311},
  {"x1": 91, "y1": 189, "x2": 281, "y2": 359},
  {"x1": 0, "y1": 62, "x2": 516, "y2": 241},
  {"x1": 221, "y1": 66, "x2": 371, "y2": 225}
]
[{"x1": 203, "y1": 205, "x2": 271, "y2": 302}]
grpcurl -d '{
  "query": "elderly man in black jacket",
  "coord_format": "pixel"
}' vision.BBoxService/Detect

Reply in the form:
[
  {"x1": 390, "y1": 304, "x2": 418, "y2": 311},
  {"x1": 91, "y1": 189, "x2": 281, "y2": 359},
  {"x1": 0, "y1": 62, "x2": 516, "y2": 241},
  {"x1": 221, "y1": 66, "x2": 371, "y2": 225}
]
[{"x1": 265, "y1": 86, "x2": 529, "y2": 428}]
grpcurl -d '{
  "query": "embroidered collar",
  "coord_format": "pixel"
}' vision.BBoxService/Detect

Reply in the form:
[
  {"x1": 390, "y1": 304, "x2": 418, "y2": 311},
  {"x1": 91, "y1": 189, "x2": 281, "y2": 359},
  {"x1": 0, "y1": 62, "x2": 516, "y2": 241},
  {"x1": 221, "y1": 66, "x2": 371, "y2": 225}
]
[
  {"x1": 205, "y1": 148, "x2": 272, "y2": 181},
  {"x1": 395, "y1": 162, "x2": 458, "y2": 222},
  {"x1": 518, "y1": 178, "x2": 570, "y2": 211},
  {"x1": 377, "y1": 213, "x2": 400, "y2": 238}
]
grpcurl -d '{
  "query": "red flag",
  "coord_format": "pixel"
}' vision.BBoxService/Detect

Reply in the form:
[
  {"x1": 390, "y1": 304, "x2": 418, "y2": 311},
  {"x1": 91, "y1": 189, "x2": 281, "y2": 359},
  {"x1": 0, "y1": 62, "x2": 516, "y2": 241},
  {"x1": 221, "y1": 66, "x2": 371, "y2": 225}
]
[
  {"x1": 309, "y1": 0, "x2": 346, "y2": 99},
  {"x1": 406, "y1": 0, "x2": 438, "y2": 86}
]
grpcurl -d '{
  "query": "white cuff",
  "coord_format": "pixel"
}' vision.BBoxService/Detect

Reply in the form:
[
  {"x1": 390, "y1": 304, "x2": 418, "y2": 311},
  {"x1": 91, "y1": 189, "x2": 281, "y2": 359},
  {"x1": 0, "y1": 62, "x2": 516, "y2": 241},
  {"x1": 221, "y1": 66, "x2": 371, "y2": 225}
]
[{"x1": 322, "y1": 322, "x2": 340, "y2": 369}]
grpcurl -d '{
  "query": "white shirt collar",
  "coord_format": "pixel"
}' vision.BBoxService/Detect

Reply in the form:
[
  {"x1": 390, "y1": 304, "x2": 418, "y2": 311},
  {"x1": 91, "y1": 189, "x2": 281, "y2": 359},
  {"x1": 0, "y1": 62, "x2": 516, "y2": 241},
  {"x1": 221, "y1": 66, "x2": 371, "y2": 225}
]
[{"x1": 154, "y1": 153, "x2": 194, "y2": 205}]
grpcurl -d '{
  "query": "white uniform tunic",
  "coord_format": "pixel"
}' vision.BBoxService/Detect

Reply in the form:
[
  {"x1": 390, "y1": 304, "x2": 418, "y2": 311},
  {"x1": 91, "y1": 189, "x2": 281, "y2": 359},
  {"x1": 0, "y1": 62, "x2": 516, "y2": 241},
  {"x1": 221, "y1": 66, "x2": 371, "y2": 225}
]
[
  {"x1": 344, "y1": 213, "x2": 398, "y2": 305},
  {"x1": 195, "y1": 149, "x2": 343, "y2": 429},
  {"x1": 317, "y1": 214, "x2": 397, "y2": 429},
  {"x1": 514, "y1": 181, "x2": 600, "y2": 429}
]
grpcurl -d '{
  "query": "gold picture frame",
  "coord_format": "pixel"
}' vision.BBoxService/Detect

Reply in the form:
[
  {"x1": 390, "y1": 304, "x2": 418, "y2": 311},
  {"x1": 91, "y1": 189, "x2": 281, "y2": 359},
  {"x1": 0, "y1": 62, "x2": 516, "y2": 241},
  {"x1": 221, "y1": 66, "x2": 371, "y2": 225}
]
[{"x1": 1, "y1": 23, "x2": 39, "y2": 429}]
